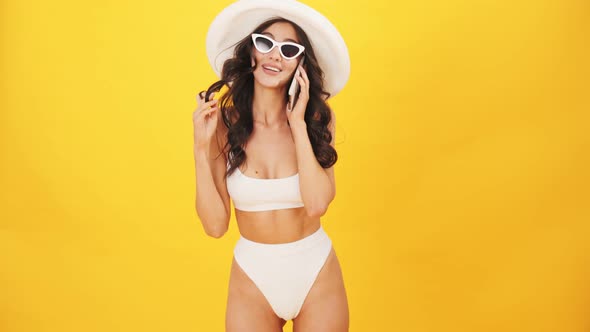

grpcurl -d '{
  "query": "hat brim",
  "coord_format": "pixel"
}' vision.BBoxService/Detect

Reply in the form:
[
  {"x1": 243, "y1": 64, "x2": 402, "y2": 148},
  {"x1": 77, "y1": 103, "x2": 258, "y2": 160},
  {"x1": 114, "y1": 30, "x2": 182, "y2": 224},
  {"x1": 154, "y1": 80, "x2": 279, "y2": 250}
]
[{"x1": 205, "y1": 0, "x2": 350, "y2": 98}]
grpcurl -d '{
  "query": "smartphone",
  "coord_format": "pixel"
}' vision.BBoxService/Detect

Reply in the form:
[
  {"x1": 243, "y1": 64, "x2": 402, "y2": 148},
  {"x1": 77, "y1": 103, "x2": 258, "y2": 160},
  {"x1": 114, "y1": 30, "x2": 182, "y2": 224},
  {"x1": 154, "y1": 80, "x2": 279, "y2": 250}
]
[{"x1": 288, "y1": 56, "x2": 306, "y2": 110}]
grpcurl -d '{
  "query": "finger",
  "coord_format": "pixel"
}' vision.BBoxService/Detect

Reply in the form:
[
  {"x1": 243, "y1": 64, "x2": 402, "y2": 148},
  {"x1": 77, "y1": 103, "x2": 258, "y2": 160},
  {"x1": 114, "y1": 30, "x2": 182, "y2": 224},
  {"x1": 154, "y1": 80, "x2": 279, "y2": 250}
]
[
  {"x1": 296, "y1": 75, "x2": 308, "y2": 93},
  {"x1": 299, "y1": 66, "x2": 309, "y2": 85},
  {"x1": 296, "y1": 74, "x2": 304, "y2": 85},
  {"x1": 299, "y1": 65, "x2": 307, "y2": 76},
  {"x1": 203, "y1": 103, "x2": 219, "y2": 115},
  {"x1": 205, "y1": 104, "x2": 218, "y2": 114},
  {"x1": 199, "y1": 99, "x2": 218, "y2": 111},
  {"x1": 194, "y1": 103, "x2": 216, "y2": 118},
  {"x1": 203, "y1": 91, "x2": 219, "y2": 103},
  {"x1": 198, "y1": 93, "x2": 219, "y2": 108},
  {"x1": 197, "y1": 90, "x2": 206, "y2": 102},
  {"x1": 196, "y1": 105, "x2": 218, "y2": 120},
  {"x1": 297, "y1": 71, "x2": 309, "y2": 85}
]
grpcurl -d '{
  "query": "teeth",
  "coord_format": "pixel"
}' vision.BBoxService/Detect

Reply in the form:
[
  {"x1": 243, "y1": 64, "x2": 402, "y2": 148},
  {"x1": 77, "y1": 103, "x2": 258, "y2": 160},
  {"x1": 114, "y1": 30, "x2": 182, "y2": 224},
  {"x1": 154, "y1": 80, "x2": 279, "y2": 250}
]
[{"x1": 264, "y1": 66, "x2": 280, "y2": 72}]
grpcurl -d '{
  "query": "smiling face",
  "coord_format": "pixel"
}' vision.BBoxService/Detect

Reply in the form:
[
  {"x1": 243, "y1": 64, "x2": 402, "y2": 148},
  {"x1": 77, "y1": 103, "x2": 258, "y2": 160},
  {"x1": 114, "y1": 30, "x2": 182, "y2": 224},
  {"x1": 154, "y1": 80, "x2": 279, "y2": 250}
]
[{"x1": 251, "y1": 21, "x2": 303, "y2": 90}]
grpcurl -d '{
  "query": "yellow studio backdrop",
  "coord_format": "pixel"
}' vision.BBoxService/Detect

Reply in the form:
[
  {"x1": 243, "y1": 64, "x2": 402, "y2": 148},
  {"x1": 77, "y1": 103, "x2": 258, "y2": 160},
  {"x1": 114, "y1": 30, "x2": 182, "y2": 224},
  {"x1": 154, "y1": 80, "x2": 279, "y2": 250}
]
[{"x1": 1, "y1": 0, "x2": 589, "y2": 331}]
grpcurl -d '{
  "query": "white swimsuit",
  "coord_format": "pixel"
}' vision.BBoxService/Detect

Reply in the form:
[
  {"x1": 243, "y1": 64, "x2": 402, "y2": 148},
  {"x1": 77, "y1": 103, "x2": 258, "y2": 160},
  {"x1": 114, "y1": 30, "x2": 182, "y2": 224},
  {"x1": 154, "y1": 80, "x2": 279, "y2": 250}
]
[
  {"x1": 226, "y1": 165, "x2": 333, "y2": 321},
  {"x1": 226, "y1": 166, "x2": 304, "y2": 211}
]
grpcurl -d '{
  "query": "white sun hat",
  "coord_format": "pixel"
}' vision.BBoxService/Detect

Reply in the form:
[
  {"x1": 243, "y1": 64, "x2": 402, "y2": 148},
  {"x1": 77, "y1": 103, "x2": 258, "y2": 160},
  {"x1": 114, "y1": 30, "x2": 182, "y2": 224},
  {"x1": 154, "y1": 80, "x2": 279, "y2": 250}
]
[{"x1": 205, "y1": 0, "x2": 350, "y2": 98}]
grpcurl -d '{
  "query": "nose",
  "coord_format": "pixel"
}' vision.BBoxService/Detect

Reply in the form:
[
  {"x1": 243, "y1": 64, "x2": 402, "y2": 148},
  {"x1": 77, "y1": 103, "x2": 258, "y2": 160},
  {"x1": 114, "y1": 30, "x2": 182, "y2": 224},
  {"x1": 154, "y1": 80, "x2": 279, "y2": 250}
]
[{"x1": 268, "y1": 46, "x2": 282, "y2": 61}]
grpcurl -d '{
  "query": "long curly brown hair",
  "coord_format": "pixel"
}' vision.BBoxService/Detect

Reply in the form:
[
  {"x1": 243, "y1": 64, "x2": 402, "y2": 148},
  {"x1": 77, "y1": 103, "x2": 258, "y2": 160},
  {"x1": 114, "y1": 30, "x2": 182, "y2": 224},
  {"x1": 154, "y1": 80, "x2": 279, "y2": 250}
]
[{"x1": 204, "y1": 17, "x2": 337, "y2": 177}]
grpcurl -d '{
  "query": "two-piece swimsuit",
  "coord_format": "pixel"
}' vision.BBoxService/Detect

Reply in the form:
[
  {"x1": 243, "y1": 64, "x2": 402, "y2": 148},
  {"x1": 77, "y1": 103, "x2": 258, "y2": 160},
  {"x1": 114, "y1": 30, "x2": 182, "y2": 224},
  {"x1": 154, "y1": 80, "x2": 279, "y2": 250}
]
[{"x1": 226, "y1": 164, "x2": 332, "y2": 321}]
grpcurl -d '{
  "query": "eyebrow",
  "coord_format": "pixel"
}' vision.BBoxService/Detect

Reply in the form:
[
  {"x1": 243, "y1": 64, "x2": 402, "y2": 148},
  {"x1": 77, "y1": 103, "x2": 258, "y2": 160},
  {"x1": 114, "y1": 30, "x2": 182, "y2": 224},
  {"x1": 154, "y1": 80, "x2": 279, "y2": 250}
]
[{"x1": 261, "y1": 32, "x2": 299, "y2": 43}]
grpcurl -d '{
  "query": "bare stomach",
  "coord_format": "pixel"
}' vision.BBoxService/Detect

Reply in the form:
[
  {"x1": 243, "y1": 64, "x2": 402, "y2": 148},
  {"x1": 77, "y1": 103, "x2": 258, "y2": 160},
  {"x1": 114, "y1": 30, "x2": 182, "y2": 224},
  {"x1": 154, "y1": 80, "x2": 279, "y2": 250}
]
[{"x1": 234, "y1": 207, "x2": 321, "y2": 244}]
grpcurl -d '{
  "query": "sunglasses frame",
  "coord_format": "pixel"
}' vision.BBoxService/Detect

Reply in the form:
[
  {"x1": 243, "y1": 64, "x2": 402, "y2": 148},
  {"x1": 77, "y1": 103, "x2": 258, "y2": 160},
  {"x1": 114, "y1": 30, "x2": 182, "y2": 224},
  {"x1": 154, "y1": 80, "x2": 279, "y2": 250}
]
[{"x1": 251, "y1": 33, "x2": 305, "y2": 60}]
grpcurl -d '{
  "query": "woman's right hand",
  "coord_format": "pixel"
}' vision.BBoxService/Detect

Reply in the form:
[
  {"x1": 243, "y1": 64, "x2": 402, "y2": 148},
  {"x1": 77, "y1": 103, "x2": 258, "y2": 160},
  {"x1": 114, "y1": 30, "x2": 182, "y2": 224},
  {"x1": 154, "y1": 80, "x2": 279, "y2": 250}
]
[{"x1": 193, "y1": 91, "x2": 218, "y2": 152}]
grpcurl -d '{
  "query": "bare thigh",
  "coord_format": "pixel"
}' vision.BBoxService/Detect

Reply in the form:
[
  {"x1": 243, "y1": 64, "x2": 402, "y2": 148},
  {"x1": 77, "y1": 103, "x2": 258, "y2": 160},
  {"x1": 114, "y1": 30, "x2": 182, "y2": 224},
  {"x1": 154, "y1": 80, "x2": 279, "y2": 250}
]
[
  {"x1": 225, "y1": 257, "x2": 287, "y2": 332},
  {"x1": 292, "y1": 247, "x2": 349, "y2": 332}
]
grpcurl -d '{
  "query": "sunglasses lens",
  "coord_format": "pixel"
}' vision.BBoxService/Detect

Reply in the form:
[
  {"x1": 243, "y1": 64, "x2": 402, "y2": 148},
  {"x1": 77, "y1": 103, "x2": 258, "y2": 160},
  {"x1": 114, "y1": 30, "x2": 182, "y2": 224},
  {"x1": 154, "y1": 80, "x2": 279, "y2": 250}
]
[
  {"x1": 281, "y1": 45, "x2": 301, "y2": 58},
  {"x1": 254, "y1": 36, "x2": 273, "y2": 52}
]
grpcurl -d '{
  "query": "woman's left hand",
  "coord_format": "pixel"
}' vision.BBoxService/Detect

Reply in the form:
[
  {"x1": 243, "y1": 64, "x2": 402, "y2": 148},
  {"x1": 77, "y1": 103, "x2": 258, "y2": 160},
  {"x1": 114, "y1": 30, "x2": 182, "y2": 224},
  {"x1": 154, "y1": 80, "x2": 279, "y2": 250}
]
[{"x1": 286, "y1": 64, "x2": 309, "y2": 124}]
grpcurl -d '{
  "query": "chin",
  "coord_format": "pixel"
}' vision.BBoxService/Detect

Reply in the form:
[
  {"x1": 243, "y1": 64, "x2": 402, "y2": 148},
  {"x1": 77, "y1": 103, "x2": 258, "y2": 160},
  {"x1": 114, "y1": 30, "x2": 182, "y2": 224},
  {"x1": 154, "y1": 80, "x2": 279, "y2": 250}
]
[{"x1": 255, "y1": 75, "x2": 286, "y2": 89}]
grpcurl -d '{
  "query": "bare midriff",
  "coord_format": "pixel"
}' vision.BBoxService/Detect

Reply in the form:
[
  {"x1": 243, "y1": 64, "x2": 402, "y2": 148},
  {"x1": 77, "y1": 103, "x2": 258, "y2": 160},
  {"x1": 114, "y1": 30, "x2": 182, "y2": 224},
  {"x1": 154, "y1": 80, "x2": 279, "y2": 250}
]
[{"x1": 235, "y1": 207, "x2": 321, "y2": 244}]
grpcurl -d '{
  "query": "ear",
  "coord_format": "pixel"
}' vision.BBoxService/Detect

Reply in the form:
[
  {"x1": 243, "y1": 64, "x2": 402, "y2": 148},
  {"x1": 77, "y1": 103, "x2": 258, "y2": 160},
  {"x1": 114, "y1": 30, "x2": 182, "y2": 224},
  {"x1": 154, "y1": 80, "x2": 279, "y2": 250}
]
[{"x1": 251, "y1": 56, "x2": 256, "y2": 68}]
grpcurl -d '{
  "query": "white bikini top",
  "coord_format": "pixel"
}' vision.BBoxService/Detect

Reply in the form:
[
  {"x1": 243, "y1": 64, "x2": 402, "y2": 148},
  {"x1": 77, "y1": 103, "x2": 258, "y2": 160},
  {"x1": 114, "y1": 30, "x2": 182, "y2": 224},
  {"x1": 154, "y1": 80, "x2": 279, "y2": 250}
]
[{"x1": 226, "y1": 162, "x2": 305, "y2": 212}]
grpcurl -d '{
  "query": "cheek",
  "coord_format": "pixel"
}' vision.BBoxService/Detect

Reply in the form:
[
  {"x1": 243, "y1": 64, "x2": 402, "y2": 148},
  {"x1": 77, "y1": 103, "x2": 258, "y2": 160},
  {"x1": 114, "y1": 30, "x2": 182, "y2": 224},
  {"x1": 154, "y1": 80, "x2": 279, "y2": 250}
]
[
  {"x1": 250, "y1": 51, "x2": 258, "y2": 66},
  {"x1": 285, "y1": 65, "x2": 298, "y2": 78},
  {"x1": 251, "y1": 50, "x2": 266, "y2": 67}
]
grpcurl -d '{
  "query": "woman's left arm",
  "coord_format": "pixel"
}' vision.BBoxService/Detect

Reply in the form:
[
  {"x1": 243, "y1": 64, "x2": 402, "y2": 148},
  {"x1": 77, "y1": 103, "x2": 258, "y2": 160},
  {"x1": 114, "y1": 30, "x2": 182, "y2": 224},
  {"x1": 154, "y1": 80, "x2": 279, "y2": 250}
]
[{"x1": 287, "y1": 64, "x2": 336, "y2": 218}]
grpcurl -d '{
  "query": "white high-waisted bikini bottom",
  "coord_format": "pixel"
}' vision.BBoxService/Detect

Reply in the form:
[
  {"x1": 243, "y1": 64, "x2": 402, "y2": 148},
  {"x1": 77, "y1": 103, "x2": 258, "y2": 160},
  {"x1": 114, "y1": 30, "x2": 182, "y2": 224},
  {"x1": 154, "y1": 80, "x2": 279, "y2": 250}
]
[{"x1": 233, "y1": 225, "x2": 332, "y2": 321}]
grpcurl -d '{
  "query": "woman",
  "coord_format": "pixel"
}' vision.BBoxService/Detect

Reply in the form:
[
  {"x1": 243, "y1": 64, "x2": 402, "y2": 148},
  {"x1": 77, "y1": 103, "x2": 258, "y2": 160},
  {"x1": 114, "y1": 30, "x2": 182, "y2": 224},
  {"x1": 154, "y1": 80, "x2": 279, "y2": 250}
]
[{"x1": 193, "y1": 1, "x2": 350, "y2": 331}]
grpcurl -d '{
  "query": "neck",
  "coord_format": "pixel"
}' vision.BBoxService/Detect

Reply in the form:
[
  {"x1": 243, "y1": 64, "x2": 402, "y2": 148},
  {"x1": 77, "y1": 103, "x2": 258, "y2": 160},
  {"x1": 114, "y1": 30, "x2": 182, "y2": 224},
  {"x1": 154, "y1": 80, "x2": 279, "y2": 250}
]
[{"x1": 252, "y1": 81, "x2": 289, "y2": 127}]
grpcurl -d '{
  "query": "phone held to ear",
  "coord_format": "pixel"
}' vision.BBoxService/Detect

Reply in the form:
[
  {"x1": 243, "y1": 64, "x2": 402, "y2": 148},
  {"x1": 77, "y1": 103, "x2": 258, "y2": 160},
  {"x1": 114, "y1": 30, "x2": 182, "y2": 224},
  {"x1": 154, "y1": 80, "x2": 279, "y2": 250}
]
[{"x1": 288, "y1": 56, "x2": 305, "y2": 111}]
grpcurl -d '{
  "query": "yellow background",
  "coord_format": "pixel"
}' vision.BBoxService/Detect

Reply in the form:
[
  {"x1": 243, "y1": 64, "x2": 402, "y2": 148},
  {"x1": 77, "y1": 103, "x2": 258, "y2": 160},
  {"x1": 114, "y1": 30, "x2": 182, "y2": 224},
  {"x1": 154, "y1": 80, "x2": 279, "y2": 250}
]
[{"x1": 1, "y1": 0, "x2": 589, "y2": 331}]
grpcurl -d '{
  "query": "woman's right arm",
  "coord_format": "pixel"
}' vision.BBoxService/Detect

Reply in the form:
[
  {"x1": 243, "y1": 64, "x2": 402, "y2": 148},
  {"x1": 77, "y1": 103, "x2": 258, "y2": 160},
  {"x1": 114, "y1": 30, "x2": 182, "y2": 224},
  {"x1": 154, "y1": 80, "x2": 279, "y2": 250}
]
[{"x1": 193, "y1": 92, "x2": 231, "y2": 238}]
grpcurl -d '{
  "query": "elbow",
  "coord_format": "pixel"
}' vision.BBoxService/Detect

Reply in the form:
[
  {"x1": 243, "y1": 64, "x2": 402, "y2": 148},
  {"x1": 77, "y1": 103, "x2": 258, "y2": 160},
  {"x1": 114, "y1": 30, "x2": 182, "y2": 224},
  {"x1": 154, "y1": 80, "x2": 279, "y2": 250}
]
[
  {"x1": 206, "y1": 228, "x2": 227, "y2": 239},
  {"x1": 304, "y1": 203, "x2": 329, "y2": 218},
  {"x1": 204, "y1": 223, "x2": 228, "y2": 239},
  {"x1": 197, "y1": 211, "x2": 229, "y2": 239},
  {"x1": 303, "y1": 191, "x2": 334, "y2": 218}
]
